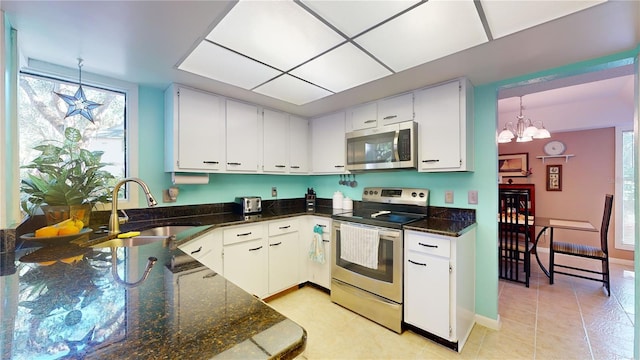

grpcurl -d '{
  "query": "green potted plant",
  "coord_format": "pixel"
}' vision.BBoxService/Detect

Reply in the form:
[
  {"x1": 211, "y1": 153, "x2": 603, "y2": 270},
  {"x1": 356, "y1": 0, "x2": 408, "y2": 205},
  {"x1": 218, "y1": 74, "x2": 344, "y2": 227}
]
[{"x1": 20, "y1": 126, "x2": 115, "y2": 225}]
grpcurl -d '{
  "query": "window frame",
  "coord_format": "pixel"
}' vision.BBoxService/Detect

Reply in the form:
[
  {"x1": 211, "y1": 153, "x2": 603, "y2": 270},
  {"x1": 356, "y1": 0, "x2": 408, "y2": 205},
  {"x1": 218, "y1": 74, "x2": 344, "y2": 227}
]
[
  {"x1": 19, "y1": 59, "x2": 140, "y2": 210},
  {"x1": 614, "y1": 124, "x2": 634, "y2": 251}
]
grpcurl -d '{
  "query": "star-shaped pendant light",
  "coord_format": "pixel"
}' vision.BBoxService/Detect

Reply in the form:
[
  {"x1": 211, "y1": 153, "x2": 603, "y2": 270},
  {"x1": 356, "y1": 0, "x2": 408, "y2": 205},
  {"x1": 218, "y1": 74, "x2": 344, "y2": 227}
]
[{"x1": 55, "y1": 58, "x2": 102, "y2": 123}]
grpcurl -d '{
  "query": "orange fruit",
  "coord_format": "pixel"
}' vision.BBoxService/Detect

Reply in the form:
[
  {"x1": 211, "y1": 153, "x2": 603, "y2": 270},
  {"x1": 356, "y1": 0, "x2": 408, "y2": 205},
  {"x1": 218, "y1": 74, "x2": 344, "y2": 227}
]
[
  {"x1": 37, "y1": 260, "x2": 56, "y2": 266},
  {"x1": 35, "y1": 226, "x2": 59, "y2": 238},
  {"x1": 58, "y1": 225, "x2": 80, "y2": 236},
  {"x1": 60, "y1": 254, "x2": 84, "y2": 264}
]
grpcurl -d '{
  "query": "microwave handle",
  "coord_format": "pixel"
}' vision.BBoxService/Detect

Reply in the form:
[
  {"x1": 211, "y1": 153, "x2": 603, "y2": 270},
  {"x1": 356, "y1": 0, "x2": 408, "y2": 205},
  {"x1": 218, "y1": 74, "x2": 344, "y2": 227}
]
[{"x1": 393, "y1": 129, "x2": 400, "y2": 162}]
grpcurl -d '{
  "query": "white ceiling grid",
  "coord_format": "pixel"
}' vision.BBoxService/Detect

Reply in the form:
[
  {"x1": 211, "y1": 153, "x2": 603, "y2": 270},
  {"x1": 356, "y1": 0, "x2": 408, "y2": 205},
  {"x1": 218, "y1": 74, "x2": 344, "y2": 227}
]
[{"x1": 178, "y1": 0, "x2": 606, "y2": 105}]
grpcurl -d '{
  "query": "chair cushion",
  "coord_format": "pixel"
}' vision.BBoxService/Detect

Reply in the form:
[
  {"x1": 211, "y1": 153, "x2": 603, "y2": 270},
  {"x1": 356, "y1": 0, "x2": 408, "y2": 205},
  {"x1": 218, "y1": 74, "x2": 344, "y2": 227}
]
[{"x1": 552, "y1": 241, "x2": 605, "y2": 258}]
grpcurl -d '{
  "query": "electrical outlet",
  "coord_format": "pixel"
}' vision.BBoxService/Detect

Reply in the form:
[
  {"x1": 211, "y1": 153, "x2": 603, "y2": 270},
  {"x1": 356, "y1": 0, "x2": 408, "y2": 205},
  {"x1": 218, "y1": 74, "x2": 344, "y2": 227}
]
[
  {"x1": 445, "y1": 191, "x2": 454, "y2": 204},
  {"x1": 272, "y1": 187, "x2": 277, "y2": 197},
  {"x1": 468, "y1": 190, "x2": 478, "y2": 205}
]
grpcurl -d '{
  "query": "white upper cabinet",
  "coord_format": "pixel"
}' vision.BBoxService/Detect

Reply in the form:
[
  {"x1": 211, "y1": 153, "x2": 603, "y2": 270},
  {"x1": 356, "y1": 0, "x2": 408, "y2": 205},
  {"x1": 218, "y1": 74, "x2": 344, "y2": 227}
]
[
  {"x1": 289, "y1": 116, "x2": 309, "y2": 173},
  {"x1": 263, "y1": 109, "x2": 289, "y2": 173},
  {"x1": 165, "y1": 85, "x2": 226, "y2": 172},
  {"x1": 414, "y1": 78, "x2": 474, "y2": 172},
  {"x1": 310, "y1": 111, "x2": 346, "y2": 174},
  {"x1": 226, "y1": 100, "x2": 260, "y2": 172},
  {"x1": 378, "y1": 92, "x2": 414, "y2": 126},
  {"x1": 348, "y1": 102, "x2": 378, "y2": 131}
]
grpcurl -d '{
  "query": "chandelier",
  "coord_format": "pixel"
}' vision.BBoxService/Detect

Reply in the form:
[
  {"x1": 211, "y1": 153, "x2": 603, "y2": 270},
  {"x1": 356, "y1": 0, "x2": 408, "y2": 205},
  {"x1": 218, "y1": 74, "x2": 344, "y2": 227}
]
[{"x1": 498, "y1": 96, "x2": 551, "y2": 143}]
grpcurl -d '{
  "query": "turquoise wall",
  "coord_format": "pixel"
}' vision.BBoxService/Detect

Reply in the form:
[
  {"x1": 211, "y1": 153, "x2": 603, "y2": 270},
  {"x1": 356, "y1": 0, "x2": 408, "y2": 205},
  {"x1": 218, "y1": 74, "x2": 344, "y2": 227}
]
[{"x1": 135, "y1": 48, "x2": 638, "y2": 325}]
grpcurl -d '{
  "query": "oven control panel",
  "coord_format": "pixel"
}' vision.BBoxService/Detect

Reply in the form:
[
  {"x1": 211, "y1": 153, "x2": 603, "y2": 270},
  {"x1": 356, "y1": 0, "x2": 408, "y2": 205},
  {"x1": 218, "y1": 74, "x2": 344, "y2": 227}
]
[{"x1": 362, "y1": 187, "x2": 429, "y2": 206}]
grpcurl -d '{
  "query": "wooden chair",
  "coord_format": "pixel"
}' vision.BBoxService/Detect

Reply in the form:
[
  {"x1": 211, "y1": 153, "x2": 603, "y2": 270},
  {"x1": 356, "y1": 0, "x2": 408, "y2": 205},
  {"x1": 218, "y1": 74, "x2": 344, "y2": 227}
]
[
  {"x1": 498, "y1": 190, "x2": 534, "y2": 287},
  {"x1": 549, "y1": 194, "x2": 614, "y2": 296}
]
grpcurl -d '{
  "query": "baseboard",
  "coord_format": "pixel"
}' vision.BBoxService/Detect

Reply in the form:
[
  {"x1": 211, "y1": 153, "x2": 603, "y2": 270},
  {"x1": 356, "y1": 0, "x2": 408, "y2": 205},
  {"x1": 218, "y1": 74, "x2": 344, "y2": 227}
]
[
  {"x1": 536, "y1": 247, "x2": 634, "y2": 267},
  {"x1": 475, "y1": 313, "x2": 501, "y2": 330}
]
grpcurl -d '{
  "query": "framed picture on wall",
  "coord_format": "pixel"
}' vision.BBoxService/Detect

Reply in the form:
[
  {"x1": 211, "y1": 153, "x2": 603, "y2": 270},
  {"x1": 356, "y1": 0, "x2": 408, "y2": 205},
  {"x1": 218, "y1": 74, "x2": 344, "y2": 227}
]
[
  {"x1": 498, "y1": 153, "x2": 529, "y2": 177},
  {"x1": 546, "y1": 164, "x2": 562, "y2": 191}
]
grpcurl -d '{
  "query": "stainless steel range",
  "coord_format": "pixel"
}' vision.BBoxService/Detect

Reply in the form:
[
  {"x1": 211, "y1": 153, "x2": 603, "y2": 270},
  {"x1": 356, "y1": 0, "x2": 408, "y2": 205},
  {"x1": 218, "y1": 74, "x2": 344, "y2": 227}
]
[{"x1": 331, "y1": 187, "x2": 429, "y2": 333}]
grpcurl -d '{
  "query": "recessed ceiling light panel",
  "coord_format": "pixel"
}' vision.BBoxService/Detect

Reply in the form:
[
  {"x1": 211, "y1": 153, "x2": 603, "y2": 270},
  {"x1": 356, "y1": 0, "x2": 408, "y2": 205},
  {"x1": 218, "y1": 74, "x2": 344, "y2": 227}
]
[
  {"x1": 355, "y1": 0, "x2": 488, "y2": 72},
  {"x1": 178, "y1": 41, "x2": 281, "y2": 89},
  {"x1": 481, "y1": 0, "x2": 606, "y2": 39},
  {"x1": 291, "y1": 43, "x2": 392, "y2": 93},
  {"x1": 253, "y1": 75, "x2": 333, "y2": 105},
  {"x1": 301, "y1": 0, "x2": 420, "y2": 37},
  {"x1": 207, "y1": 0, "x2": 345, "y2": 71}
]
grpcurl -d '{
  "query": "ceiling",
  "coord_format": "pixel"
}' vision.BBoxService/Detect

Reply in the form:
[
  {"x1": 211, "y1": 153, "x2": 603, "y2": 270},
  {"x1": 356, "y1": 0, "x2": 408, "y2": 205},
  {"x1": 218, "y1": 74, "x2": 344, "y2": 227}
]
[{"x1": 1, "y1": 0, "x2": 638, "y2": 123}]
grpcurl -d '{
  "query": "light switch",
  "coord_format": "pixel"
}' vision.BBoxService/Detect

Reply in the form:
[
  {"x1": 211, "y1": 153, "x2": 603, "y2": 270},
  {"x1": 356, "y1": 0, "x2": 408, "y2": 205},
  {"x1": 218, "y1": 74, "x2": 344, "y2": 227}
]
[
  {"x1": 445, "y1": 190, "x2": 454, "y2": 204},
  {"x1": 468, "y1": 190, "x2": 478, "y2": 205}
]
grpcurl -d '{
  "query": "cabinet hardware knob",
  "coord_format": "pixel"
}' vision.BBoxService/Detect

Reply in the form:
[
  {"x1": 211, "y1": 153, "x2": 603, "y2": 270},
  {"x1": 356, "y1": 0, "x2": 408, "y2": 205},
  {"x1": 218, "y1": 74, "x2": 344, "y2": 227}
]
[
  {"x1": 364, "y1": 119, "x2": 376, "y2": 124},
  {"x1": 408, "y1": 259, "x2": 427, "y2": 266},
  {"x1": 422, "y1": 159, "x2": 440, "y2": 163},
  {"x1": 227, "y1": 162, "x2": 242, "y2": 166},
  {"x1": 275, "y1": 165, "x2": 286, "y2": 168},
  {"x1": 290, "y1": 165, "x2": 300, "y2": 169},
  {"x1": 248, "y1": 246, "x2": 262, "y2": 251},
  {"x1": 270, "y1": 242, "x2": 282, "y2": 246},
  {"x1": 279, "y1": 225, "x2": 291, "y2": 229},
  {"x1": 383, "y1": 115, "x2": 397, "y2": 120},
  {"x1": 322, "y1": 239, "x2": 330, "y2": 243},
  {"x1": 334, "y1": 165, "x2": 345, "y2": 168},
  {"x1": 191, "y1": 246, "x2": 202, "y2": 254},
  {"x1": 203, "y1": 161, "x2": 219, "y2": 164},
  {"x1": 237, "y1": 232, "x2": 252, "y2": 237}
]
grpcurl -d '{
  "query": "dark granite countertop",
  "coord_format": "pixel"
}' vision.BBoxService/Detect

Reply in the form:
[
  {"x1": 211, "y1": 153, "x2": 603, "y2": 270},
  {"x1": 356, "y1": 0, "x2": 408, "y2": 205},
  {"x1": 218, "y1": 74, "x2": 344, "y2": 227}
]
[
  {"x1": 403, "y1": 218, "x2": 477, "y2": 237},
  {"x1": 2, "y1": 243, "x2": 306, "y2": 359}
]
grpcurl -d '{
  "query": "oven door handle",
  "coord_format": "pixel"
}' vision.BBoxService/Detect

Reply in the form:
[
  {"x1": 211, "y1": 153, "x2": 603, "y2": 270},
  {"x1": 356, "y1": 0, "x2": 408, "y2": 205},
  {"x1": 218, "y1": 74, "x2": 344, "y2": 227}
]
[
  {"x1": 393, "y1": 129, "x2": 400, "y2": 161},
  {"x1": 379, "y1": 230, "x2": 401, "y2": 239}
]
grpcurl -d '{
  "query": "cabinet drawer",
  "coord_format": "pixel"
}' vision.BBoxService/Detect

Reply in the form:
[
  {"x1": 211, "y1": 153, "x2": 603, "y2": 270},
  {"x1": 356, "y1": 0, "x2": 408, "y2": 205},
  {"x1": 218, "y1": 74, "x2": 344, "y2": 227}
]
[
  {"x1": 268, "y1": 219, "x2": 299, "y2": 236},
  {"x1": 223, "y1": 224, "x2": 264, "y2": 245},
  {"x1": 406, "y1": 232, "x2": 450, "y2": 258}
]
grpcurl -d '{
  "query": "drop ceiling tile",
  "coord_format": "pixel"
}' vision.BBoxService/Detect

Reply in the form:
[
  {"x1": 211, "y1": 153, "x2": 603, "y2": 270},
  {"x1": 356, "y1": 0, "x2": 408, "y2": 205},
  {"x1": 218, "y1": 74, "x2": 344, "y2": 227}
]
[
  {"x1": 481, "y1": 0, "x2": 606, "y2": 39},
  {"x1": 300, "y1": 0, "x2": 420, "y2": 37},
  {"x1": 206, "y1": 0, "x2": 345, "y2": 71},
  {"x1": 178, "y1": 41, "x2": 281, "y2": 89},
  {"x1": 291, "y1": 43, "x2": 392, "y2": 93},
  {"x1": 355, "y1": 0, "x2": 488, "y2": 72},
  {"x1": 253, "y1": 75, "x2": 333, "y2": 105}
]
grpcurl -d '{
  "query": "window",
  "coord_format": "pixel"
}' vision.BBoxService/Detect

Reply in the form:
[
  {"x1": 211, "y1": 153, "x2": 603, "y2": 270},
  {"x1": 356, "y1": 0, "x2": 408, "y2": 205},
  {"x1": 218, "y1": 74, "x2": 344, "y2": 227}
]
[
  {"x1": 615, "y1": 126, "x2": 635, "y2": 250},
  {"x1": 18, "y1": 64, "x2": 139, "y2": 213}
]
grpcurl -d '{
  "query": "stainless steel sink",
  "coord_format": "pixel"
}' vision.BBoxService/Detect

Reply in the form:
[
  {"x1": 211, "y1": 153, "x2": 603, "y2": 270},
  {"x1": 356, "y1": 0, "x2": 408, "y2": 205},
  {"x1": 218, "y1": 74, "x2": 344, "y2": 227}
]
[
  {"x1": 138, "y1": 225, "x2": 196, "y2": 236},
  {"x1": 90, "y1": 225, "x2": 196, "y2": 248}
]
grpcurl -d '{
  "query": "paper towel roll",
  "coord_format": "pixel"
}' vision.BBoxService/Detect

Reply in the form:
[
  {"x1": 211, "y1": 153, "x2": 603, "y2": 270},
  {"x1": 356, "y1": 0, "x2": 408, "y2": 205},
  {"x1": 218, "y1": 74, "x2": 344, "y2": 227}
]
[{"x1": 171, "y1": 173, "x2": 209, "y2": 185}]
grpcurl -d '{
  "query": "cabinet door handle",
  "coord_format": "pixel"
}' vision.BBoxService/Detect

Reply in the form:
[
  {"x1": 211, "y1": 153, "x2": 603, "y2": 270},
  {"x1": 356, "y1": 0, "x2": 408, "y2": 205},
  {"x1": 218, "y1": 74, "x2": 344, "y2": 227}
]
[
  {"x1": 248, "y1": 246, "x2": 263, "y2": 251},
  {"x1": 364, "y1": 119, "x2": 376, "y2": 124},
  {"x1": 190, "y1": 246, "x2": 202, "y2": 255},
  {"x1": 316, "y1": 224, "x2": 326, "y2": 227},
  {"x1": 383, "y1": 115, "x2": 398, "y2": 120},
  {"x1": 237, "y1": 232, "x2": 252, "y2": 237},
  {"x1": 278, "y1": 225, "x2": 291, "y2": 230},
  {"x1": 227, "y1": 162, "x2": 242, "y2": 166},
  {"x1": 419, "y1": 242, "x2": 438, "y2": 248},
  {"x1": 408, "y1": 259, "x2": 427, "y2": 266},
  {"x1": 270, "y1": 242, "x2": 282, "y2": 247},
  {"x1": 334, "y1": 165, "x2": 345, "y2": 168},
  {"x1": 322, "y1": 239, "x2": 330, "y2": 243},
  {"x1": 275, "y1": 165, "x2": 286, "y2": 168},
  {"x1": 290, "y1": 165, "x2": 300, "y2": 169},
  {"x1": 203, "y1": 161, "x2": 219, "y2": 164},
  {"x1": 422, "y1": 159, "x2": 440, "y2": 163}
]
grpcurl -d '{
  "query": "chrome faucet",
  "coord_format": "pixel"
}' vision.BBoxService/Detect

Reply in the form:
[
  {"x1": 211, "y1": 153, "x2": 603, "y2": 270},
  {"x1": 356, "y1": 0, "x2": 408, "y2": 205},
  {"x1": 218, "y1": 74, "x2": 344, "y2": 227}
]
[{"x1": 109, "y1": 177, "x2": 158, "y2": 234}]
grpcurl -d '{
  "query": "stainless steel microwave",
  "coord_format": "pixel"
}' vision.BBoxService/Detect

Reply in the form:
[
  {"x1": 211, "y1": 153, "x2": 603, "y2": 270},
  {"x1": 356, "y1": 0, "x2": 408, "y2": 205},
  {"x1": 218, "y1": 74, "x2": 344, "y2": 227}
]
[{"x1": 346, "y1": 121, "x2": 417, "y2": 171}]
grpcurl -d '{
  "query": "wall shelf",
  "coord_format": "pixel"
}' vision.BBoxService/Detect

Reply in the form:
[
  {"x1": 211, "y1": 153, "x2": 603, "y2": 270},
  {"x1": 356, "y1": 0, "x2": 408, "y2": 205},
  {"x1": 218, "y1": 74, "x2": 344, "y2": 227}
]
[{"x1": 536, "y1": 154, "x2": 575, "y2": 163}]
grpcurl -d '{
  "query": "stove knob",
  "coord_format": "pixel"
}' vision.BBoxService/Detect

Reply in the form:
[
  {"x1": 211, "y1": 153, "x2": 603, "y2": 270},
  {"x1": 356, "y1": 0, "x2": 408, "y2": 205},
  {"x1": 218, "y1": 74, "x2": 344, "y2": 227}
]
[
  {"x1": 419, "y1": 192, "x2": 425, "y2": 198},
  {"x1": 411, "y1": 192, "x2": 417, "y2": 197}
]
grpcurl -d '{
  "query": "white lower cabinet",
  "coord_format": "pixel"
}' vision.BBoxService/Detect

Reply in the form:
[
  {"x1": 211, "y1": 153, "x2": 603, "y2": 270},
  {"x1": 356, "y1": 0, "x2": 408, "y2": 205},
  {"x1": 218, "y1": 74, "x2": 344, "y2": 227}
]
[
  {"x1": 268, "y1": 219, "x2": 300, "y2": 294},
  {"x1": 306, "y1": 217, "x2": 331, "y2": 290},
  {"x1": 223, "y1": 224, "x2": 268, "y2": 298},
  {"x1": 177, "y1": 230, "x2": 223, "y2": 274},
  {"x1": 404, "y1": 228, "x2": 476, "y2": 352}
]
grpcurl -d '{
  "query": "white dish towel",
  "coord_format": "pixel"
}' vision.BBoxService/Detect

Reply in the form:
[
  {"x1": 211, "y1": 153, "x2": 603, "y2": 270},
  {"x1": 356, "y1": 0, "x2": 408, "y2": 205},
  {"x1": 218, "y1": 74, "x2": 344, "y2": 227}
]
[{"x1": 340, "y1": 224, "x2": 379, "y2": 270}]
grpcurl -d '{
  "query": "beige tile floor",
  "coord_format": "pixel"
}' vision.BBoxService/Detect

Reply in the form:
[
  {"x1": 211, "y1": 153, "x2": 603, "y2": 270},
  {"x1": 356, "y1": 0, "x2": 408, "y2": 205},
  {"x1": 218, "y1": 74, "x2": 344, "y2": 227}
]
[{"x1": 267, "y1": 255, "x2": 635, "y2": 359}]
